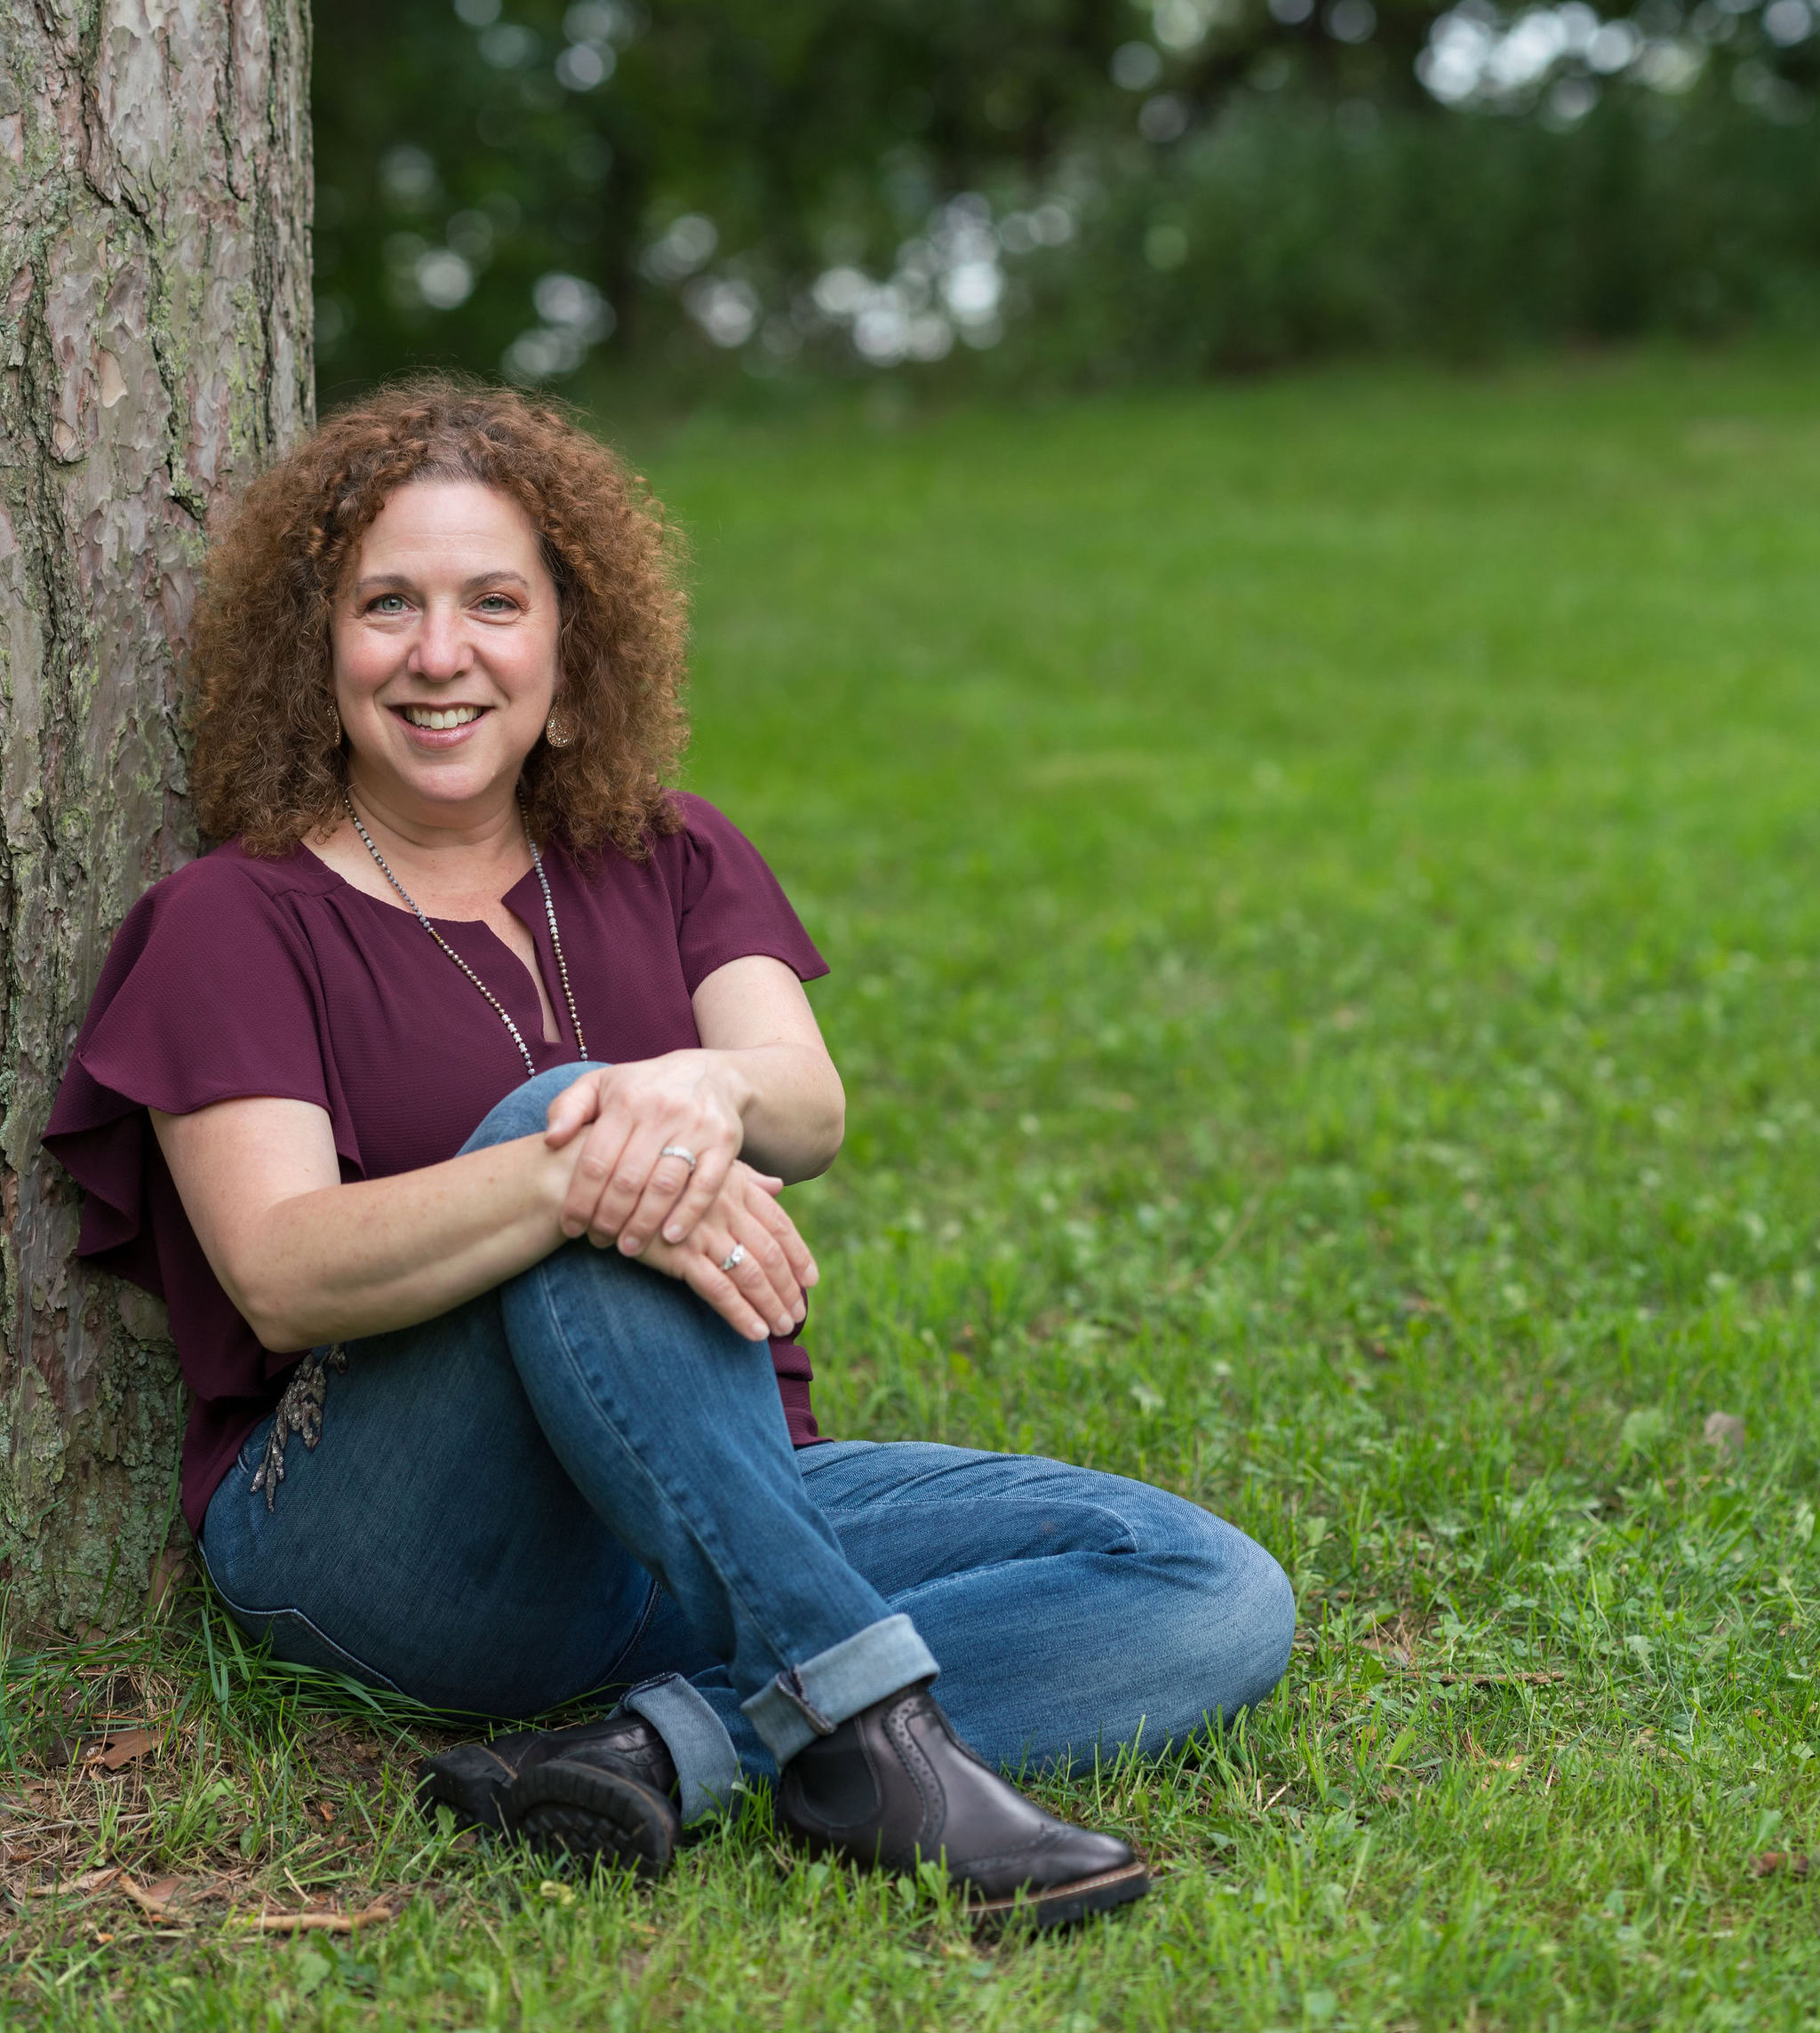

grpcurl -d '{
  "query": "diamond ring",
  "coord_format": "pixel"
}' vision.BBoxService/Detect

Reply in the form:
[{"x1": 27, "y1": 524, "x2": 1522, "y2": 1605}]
[
  {"x1": 660, "y1": 1144, "x2": 698, "y2": 1169},
  {"x1": 721, "y1": 1242, "x2": 746, "y2": 1272}
]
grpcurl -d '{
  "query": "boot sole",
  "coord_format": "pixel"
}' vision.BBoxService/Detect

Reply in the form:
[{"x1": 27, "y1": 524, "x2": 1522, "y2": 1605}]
[
  {"x1": 502, "y1": 1761, "x2": 680, "y2": 1882},
  {"x1": 968, "y1": 1859, "x2": 1152, "y2": 1930}
]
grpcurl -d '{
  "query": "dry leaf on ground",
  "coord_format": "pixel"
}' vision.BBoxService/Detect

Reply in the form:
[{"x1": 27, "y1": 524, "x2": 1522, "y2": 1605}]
[
  {"x1": 26, "y1": 1865, "x2": 120, "y2": 1898},
  {"x1": 90, "y1": 1728, "x2": 158, "y2": 1771}
]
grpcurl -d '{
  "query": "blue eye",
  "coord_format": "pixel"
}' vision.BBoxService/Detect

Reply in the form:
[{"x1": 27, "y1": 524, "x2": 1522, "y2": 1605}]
[{"x1": 368, "y1": 594, "x2": 407, "y2": 614}]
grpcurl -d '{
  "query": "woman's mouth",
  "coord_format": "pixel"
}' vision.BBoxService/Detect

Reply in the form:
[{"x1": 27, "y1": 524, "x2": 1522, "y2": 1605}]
[{"x1": 396, "y1": 703, "x2": 485, "y2": 731}]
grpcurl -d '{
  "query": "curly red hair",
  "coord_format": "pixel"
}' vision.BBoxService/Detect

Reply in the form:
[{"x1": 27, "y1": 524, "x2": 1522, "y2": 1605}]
[{"x1": 189, "y1": 376, "x2": 688, "y2": 858}]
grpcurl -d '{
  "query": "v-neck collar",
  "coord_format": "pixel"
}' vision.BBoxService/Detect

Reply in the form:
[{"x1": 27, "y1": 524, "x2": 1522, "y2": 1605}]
[{"x1": 299, "y1": 842, "x2": 579, "y2": 1057}]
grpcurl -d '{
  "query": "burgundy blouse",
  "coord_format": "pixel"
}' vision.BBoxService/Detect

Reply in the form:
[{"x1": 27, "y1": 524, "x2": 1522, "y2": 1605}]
[{"x1": 43, "y1": 795, "x2": 829, "y2": 1534}]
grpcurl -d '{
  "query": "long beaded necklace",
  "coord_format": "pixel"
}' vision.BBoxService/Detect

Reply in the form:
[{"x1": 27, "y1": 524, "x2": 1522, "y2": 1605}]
[{"x1": 342, "y1": 787, "x2": 587, "y2": 1080}]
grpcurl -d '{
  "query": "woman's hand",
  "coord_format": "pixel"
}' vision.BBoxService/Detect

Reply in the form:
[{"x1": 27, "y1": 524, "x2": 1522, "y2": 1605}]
[
  {"x1": 633, "y1": 1160, "x2": 818, "y2": 1342},
  {"x1": 543, "y1": 1054, "x2": 753, "y2": 1256}
]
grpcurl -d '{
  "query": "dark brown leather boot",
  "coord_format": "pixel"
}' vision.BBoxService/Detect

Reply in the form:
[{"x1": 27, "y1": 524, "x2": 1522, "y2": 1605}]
[
  {"x1": 777, "y1": 1682, "x2": 1148, "y2": 1926},
  {"x1": 419, "y1": 1710, "x2": 681, "y2": 1880}
]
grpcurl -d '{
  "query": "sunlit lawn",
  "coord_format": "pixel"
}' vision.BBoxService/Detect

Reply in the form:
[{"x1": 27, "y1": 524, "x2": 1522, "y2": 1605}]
[{"x1": 9, "y1": 347, "x2": 1820, "y2": 2028}]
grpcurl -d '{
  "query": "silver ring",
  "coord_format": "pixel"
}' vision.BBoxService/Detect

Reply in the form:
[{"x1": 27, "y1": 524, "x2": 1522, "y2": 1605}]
[
  {"x1": 660, "y1": 1144, "x2": 698, "y2": 1170},
  {"x1": 720, "y1": 1242, "x2": 746, "y2": 1272}
]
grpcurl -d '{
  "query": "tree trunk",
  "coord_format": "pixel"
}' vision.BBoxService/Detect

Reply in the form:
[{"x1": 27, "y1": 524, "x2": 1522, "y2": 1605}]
[{"x1": 0, "y1": 1, "x2": 312, "y2": 1633}]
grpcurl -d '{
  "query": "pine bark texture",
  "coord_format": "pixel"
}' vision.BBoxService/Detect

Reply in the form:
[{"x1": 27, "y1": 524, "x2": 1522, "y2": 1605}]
[{"x1": 0, "y1": 0, "x2": 312, "y2": 1630}]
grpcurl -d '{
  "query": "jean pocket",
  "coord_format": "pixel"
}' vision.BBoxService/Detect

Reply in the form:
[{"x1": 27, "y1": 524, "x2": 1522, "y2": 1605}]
[
  {"x1": 240, "y1": 1606, "x2": 403, "y2": 1694},
  {"x1": 199, "y1": 1561, "x2": 404, "y2": 1696}
]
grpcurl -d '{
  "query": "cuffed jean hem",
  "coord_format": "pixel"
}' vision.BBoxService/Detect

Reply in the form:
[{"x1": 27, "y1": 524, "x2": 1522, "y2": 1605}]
[
  {"x1": 739, "y1": 1613, "x2": 939, "y2": 1767},
  {"x1": 623, "y1": 1673, "x2": 741, "y2": 1827}
]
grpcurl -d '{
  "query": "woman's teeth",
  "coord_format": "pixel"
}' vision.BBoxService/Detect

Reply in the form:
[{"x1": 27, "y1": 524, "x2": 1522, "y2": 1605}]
[{"x1": 401, "y1": 705, "x2": 482, "y2": 729}]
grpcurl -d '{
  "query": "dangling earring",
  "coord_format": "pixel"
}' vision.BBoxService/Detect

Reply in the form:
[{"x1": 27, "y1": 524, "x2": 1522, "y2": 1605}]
[{"x1": 545, "y1": 708, "x2": 572, "y2": 750}]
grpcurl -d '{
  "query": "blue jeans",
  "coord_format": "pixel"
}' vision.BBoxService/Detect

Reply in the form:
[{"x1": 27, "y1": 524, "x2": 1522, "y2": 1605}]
[{"x1": 201, "y1": 1069, "x2": 1295, "y2": 1823}]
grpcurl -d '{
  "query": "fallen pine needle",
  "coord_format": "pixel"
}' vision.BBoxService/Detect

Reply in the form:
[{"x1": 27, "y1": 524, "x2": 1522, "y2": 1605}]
[
  {"x1": 247, "y1": 1901, "x2": 397, "y2": 1934},
  {"x1": 119, "y1": 1873, "x2": 180, "y2": 1918}
]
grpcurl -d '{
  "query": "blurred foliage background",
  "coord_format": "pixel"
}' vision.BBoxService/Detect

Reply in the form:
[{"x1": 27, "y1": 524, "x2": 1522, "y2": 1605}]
[{"x1": 310, "y1": 0, "x2": 1820, "y2": 400}]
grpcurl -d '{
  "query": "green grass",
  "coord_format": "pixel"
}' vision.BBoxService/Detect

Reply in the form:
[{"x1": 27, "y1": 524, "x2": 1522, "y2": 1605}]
[{"x1": 8, "y1": 347, "x2": 1820, "y2": 2027}]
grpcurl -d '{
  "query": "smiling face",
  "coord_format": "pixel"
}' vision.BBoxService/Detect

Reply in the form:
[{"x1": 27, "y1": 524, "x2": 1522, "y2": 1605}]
[{"x1": 330, "y1": 479, "x2": 563, "y2": 829}]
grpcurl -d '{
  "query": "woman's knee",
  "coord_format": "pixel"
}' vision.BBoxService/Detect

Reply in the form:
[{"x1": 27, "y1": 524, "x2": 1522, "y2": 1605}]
[
  {"x1": 1216, "y1": 1533, "x2": 1297, "y2": 1710},
  {"x1": 459, "y1": 1061, "x2": 613, "y2": 1155},
  {"x1": 1140, "y1": 1510, "x2": 1296, "y2": 1734},
  {"x1": 1193, "y1": 1524, "x2": 1295, "y2": 1719}
]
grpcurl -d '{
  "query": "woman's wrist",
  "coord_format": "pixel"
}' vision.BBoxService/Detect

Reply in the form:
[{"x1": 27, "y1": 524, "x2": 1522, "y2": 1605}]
[{"x1": 531, "y1": 1128, "x2": 591, "y2": 1237}]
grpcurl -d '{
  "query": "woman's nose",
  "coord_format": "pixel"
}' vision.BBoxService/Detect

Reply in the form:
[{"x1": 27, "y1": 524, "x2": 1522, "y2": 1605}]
[{"x1": 409, "y1": 605, "x2": 470, "y2": 679}]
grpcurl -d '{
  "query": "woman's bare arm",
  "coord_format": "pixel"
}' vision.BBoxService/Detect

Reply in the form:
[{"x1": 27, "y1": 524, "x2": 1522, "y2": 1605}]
[
  {"x1": 695, "y1": 954, "x2": 846, "y2": 1180},
  {"x1": 152, "y1": 1094, "x2": 811, "y2": 1352},
  {"x1": 154, "y1": 1099, "x2": 595, "y2": 1351}
]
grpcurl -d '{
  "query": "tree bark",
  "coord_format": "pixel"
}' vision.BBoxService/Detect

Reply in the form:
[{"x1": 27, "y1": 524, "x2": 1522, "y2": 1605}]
[{"x1": 0, "y1": 0, "x2": 311, "y2": 1632}]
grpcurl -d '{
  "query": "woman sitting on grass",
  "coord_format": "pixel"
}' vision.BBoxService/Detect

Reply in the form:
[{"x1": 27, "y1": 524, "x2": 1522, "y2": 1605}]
[{"x1": 44, "y1": 379, "x2": 1293, "y2": 1926}]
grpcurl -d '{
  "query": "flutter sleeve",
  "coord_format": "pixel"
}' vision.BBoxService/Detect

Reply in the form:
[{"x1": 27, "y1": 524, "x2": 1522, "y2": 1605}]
[
  {"x1": 669, "y1": 793, "x2": 829, "y2": 993},
  {"x1": 43, "y1": 855, "x2": 362, "y2": 1284}
]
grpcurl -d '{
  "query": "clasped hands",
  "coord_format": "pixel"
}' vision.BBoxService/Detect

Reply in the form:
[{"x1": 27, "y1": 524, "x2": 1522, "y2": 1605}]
[{"x1": 540, "y1": 1055, "x2": 814, "y2": 1343}]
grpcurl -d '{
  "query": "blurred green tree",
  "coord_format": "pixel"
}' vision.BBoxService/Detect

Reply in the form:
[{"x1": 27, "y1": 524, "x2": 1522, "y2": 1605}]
[
  {"x1": 311, "y1": 0, "x2": 1820, "y2": 394},
  {"x1": 314, "y1": 0, "x2": 1140, "y2": 389}
]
